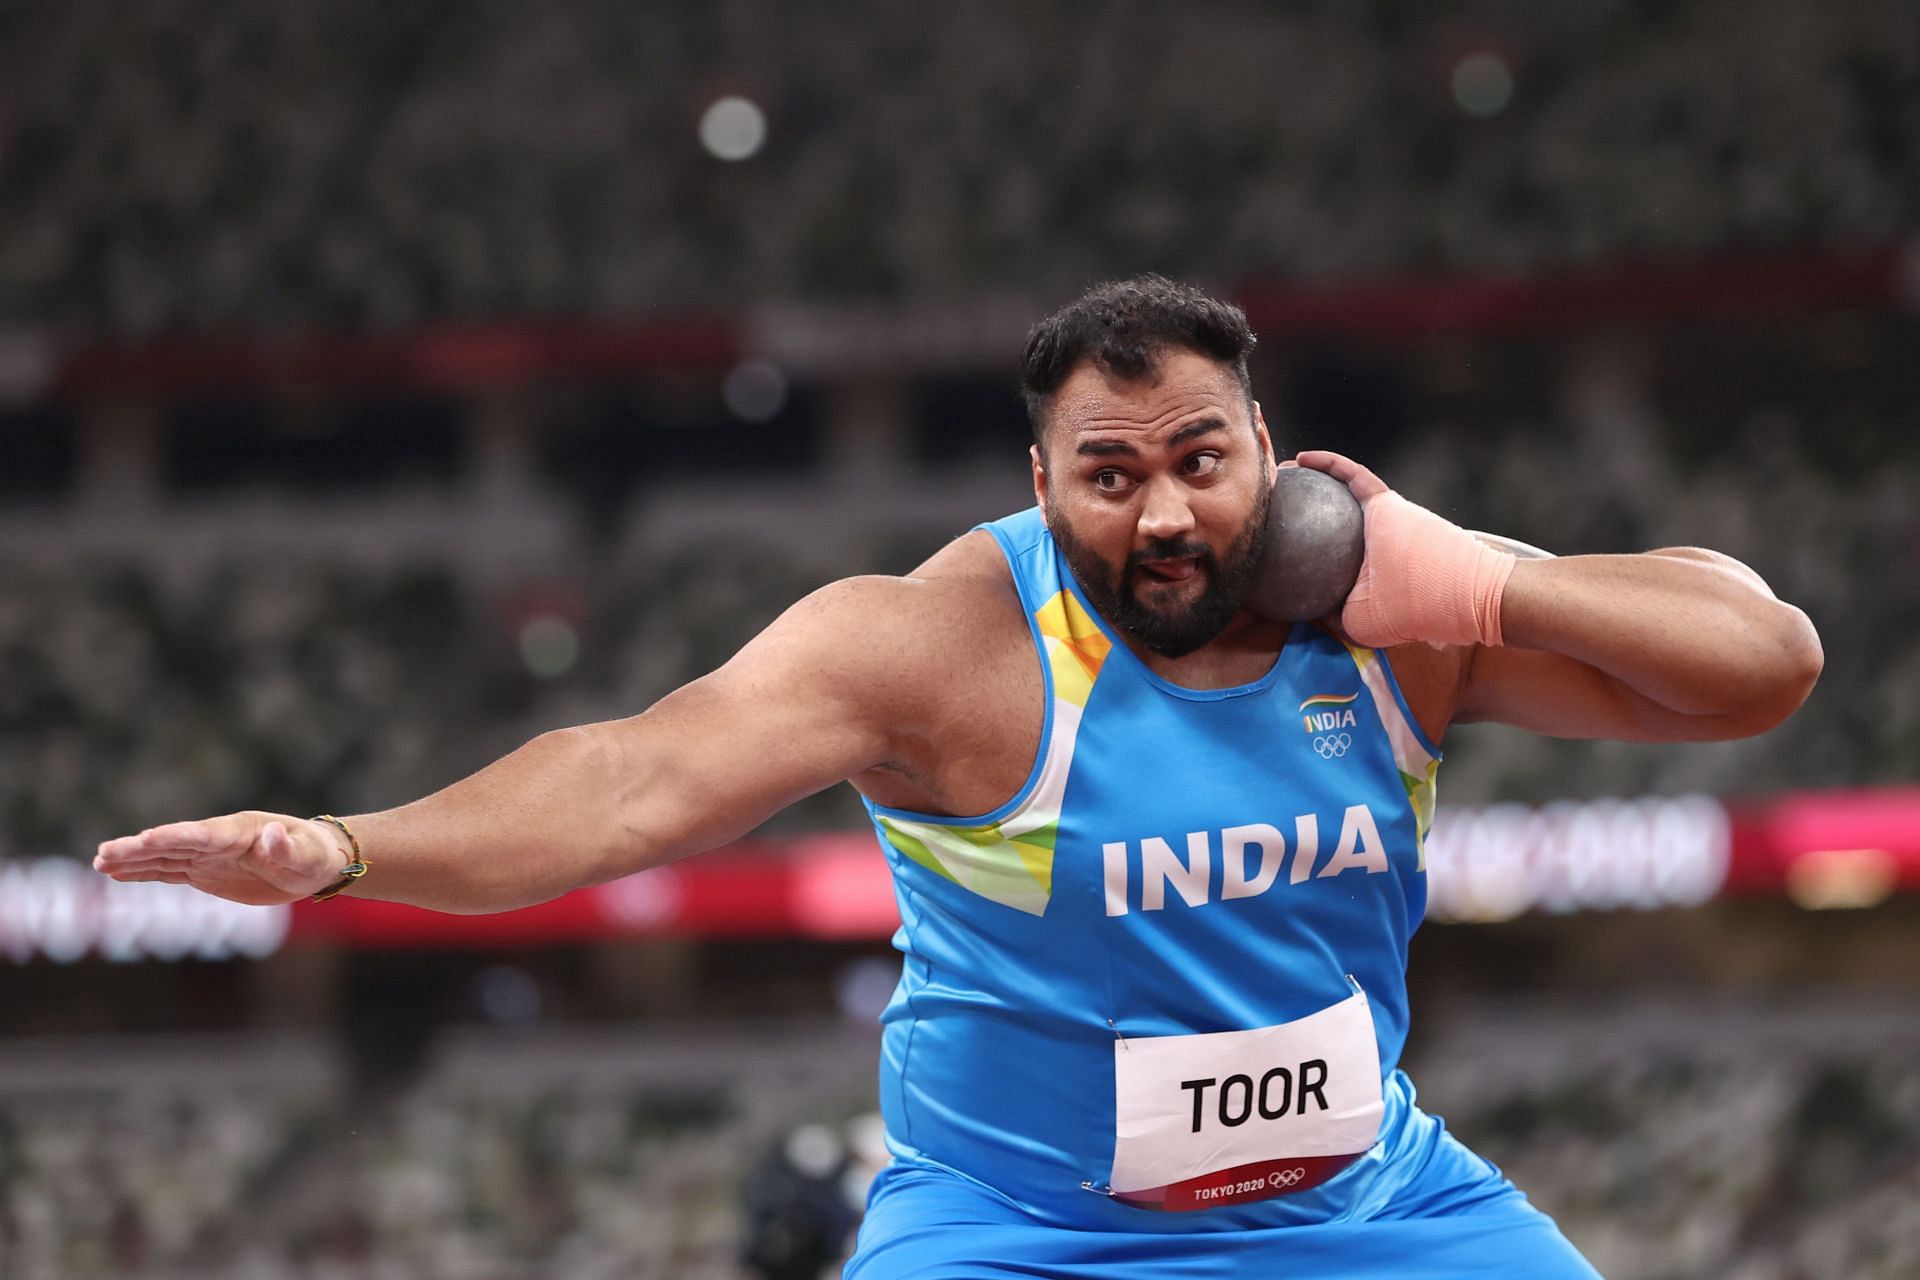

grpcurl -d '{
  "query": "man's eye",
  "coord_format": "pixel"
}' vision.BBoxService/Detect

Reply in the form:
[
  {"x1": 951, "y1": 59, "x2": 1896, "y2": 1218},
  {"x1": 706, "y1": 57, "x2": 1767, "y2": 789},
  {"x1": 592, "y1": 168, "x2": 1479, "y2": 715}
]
[
  {"x1": 1184, "y1": 453, "x2": 1222, "y2": 476},
  {"x1": 1094, "y1": 470, "x2": 1129, "y2": 492}
]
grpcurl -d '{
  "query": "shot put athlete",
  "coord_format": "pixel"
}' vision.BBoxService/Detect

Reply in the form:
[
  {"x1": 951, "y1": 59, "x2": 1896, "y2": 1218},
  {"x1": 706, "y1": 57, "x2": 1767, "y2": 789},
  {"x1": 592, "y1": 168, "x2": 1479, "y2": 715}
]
[{"x1": 96, "y1": 277, "x2": 1822, "y2": 1277}]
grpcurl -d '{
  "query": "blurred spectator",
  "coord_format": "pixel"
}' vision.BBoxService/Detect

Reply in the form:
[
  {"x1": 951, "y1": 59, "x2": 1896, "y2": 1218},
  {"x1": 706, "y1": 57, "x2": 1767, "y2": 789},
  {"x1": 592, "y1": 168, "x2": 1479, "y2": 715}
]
[{"x1": 0, "y1": 0, "x2": 1913, "y2": 336}]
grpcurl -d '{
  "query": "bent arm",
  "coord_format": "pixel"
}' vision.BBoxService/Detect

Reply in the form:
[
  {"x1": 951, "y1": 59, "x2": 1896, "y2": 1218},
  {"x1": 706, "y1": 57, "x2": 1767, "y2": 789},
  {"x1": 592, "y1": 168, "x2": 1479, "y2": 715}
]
[
  {"x1": 1457, "y1": 549, "x2": 1824, "y2": 740},
  {"x1": 97, "y1": 576, "x2": 935, "y2": 913}
]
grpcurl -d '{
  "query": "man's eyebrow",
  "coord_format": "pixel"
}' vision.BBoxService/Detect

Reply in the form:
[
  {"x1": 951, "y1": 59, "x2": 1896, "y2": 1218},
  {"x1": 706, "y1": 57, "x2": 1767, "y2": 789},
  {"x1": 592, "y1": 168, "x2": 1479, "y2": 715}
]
[
  {"x1": 1168, "y1": 417, "x2": 1229, "y2": 447},
  {"x1": 1075, "y1": 417, "x2": 1231, "y2": 458}
]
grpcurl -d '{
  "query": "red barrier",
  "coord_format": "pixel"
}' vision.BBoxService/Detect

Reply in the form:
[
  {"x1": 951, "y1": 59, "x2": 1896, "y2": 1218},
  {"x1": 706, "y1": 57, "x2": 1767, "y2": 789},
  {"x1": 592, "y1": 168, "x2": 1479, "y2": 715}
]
[
  {"x1": 57, "y1": 317, "x2": 741, "y2": 396},
  {"x1": 33, "y1": 246, "x2": 1909, "y2": 398},
  {"x1": 1724, "y1": 786, "x2": 1920, "y2": 907},
  {"x1": 1235, "y1": 248, "x2": 1907, "y2": 339}
]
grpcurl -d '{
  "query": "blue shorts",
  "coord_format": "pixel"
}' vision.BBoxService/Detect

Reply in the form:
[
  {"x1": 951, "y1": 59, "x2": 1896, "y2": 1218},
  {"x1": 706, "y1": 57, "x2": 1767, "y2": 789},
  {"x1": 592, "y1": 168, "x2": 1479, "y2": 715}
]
[{"x1": 845, "y1": 1136, "x2": 1599, "y2": 1279}]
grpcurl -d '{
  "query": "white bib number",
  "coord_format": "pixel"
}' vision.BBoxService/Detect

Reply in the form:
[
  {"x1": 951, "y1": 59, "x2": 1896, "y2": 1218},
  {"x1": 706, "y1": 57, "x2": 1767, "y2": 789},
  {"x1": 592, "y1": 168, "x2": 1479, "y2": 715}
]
[{"x1": 1108, "y1": 990, "x2": 1383, "y2": 1210}]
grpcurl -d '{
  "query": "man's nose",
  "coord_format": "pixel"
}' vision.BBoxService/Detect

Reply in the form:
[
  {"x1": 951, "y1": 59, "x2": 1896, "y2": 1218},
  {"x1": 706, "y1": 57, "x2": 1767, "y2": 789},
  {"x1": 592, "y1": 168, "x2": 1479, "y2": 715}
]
[{"x1": 1136, "y1": 477, "x2": 1197, "y2": 544}]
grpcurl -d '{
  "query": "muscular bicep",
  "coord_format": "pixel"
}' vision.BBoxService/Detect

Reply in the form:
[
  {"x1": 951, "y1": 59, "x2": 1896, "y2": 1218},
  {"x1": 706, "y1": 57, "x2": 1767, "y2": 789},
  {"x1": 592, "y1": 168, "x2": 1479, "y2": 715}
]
[
  {"x1": 593, "y1": 577, "x2": 927, "y2": 873},
  {"x1": 1452, "y1": 546, "x2": 1811, "y2": 742},
  {"x1": 1454, "y1": 644, "x2": 1757, "y2": 742}
]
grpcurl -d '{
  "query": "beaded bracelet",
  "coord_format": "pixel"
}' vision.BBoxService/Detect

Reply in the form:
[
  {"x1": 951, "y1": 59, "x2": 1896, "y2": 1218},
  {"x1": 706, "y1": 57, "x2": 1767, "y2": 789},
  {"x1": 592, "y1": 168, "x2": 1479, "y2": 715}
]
[{"x1": 309, "y1": 814, "x2": 369, "y2": 902}]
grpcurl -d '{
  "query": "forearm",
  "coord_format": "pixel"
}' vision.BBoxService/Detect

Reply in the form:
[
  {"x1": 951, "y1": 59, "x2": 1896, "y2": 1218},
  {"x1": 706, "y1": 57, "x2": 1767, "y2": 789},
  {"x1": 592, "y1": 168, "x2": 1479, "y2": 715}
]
[
  {"x1": 1498, "y1": 550, "x2": 1822, "y2": 722},
  {"x1": 342, "y1": 725, "x2": 638, "y2": 913}
]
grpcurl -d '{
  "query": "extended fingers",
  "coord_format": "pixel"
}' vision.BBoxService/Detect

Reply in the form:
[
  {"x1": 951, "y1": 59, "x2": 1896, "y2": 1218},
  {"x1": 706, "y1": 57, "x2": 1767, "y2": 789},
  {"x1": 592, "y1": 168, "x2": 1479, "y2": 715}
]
[
  {"x1": 110, "y1": 869, "x2": 192, "y2": 885},
  {"x1": 94, "y1": 848, "x2": 200, "y2": 876},
  {"x1": 94, "y1": 835, "x2": 174, "y2": 870},
  {"x1": 95, "y1": 834, "x2": 201, "y2": 870},
  {"x1": 95, "y1": 849, "x2": 197, "y2": 880},
  {"x1": 142, "y1": 820, "x2": 235, "y2": 850},
  {"x1": 1291, "y1": 450, "x2": 1391, "y2": 500},
  {"x1": 94, "y1": 816, "x2": 254, "y2": 870}
]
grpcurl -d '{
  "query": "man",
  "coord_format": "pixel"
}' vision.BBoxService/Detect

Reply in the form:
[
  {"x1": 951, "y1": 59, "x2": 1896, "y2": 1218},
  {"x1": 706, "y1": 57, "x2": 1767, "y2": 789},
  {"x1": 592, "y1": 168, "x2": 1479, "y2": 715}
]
[{"x1": 96, "y1": 276, "x2": 1821, "y2": 1277}]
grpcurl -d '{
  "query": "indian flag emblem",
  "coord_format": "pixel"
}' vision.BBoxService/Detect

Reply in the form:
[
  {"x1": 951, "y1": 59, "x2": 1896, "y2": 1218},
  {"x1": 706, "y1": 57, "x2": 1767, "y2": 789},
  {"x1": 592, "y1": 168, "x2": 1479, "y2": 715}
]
[{"x1": 1299, "y1": 691, "x2": 1360, "y2": 733}]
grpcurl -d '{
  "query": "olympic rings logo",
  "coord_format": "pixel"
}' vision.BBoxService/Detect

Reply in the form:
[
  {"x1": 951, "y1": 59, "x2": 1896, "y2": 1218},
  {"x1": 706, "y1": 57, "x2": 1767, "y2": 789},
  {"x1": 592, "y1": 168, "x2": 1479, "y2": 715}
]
[
  {"x1": 1270, "y1": 1166, "x2": 1306, "y2": 1188},
  {"x1": 1313, "y1": 733, "x2": 1352, "y2": 759}
]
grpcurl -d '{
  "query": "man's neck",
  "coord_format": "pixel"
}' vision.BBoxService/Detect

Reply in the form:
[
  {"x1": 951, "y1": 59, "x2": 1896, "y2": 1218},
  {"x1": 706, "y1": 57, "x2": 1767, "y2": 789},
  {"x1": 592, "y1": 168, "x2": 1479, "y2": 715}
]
[{"x1": 1127, "y1": 609, "x2": 1294, "y2": 690}]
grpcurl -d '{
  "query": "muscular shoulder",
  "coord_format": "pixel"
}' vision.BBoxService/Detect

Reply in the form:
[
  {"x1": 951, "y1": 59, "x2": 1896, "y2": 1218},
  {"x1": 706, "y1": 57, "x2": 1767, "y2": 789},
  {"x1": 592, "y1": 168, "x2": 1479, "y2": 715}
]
[
  {"x1": 729, "y1": 533, "x2": 1026, "y2": 730},
  {"x1": 793, "y1": 531, "x2": 1019, "y2": 653},
  {"x1": 907, "y1": 527, "x2": 1014, "y2": 583},
  {"x1": 752, "y1": 532, "x2": 1039, "y2": 810}
]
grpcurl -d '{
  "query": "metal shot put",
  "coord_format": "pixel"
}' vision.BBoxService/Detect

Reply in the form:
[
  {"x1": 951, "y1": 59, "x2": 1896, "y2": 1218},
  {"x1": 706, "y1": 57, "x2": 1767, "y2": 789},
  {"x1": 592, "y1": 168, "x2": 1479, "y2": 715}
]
[
  {"x1": 96, "y1": 276, "x2": 1822, "y2": 1278},
  {"x1": 1248, "y1": 466, "x2": 1366, "y2": 623}
]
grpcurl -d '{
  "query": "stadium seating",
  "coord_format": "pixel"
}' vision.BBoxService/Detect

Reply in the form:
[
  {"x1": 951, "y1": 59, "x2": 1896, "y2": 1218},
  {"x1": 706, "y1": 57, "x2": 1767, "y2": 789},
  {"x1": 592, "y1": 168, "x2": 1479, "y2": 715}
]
[{"x1": 0, "y1": 1, "x2": 1913, "y2": 334}]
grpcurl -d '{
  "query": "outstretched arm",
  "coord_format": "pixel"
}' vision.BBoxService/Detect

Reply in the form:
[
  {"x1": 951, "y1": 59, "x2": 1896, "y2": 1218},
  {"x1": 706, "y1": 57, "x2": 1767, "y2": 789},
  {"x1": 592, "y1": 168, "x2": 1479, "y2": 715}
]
[
  {"x1": 94, "y1": 576, "x2": 939, "y2": 913},
  {"x1": 1293, "y1": 450, "x2": 1823, "y2": 743}
]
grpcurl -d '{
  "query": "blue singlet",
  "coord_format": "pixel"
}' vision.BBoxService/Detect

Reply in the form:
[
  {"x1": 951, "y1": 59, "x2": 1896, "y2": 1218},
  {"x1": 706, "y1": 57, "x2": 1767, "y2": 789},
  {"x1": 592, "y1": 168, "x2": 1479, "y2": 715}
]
[{"x1": 845, "y1": 509, "x2": 1597, "y2": 1278}]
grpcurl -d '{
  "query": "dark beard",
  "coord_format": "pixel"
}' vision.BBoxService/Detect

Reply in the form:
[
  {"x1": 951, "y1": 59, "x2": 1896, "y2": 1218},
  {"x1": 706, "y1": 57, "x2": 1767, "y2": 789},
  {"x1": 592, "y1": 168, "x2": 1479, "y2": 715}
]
[{"x1": 1048, "y1": 478, "x2": 1271, "y2": 659}]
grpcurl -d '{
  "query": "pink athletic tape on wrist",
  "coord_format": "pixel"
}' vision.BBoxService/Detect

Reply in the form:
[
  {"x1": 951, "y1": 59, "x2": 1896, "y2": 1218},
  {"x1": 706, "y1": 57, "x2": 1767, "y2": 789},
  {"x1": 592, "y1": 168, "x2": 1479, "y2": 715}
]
[{"x1": 1340, "y1": 491, "x2": 1517, "y2": 649}]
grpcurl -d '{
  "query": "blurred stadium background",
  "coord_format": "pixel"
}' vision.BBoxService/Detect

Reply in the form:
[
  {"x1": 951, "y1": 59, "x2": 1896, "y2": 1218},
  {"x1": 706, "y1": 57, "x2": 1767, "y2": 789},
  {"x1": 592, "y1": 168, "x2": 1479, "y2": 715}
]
[{"x1": 2, "y1": 1, "x2": 1918, "y2": 1277}]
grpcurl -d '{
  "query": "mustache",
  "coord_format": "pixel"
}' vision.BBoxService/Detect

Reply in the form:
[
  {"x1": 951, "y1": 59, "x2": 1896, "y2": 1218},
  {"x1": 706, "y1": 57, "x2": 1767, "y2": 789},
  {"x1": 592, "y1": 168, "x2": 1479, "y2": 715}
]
[{"x1": 1127, "y1": 539, "x2": 1217, "y2": 571}]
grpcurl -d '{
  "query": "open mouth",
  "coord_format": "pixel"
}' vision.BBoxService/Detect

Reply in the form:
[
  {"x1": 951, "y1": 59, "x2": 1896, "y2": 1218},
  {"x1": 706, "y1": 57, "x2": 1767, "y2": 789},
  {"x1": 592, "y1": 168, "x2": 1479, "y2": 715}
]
[{"x1": 1136, "y1": 557, "x2": 1201, "y2": 584}]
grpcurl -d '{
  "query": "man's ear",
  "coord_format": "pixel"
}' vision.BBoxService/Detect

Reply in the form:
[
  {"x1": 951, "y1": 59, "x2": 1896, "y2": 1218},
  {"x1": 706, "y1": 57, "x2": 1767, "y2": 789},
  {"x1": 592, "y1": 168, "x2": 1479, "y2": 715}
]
[
  {"x1": 1252, "y1": 400, "x2": 1277, "y2": 468},
  {"x1": 1030, "y1": 444, "x2": 1049, "y2": 524}
]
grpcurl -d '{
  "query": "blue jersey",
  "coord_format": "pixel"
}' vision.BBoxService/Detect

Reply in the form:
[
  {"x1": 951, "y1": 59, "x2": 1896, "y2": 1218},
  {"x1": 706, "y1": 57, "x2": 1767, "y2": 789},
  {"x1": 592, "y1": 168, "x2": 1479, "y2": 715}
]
[{"x1": 860, "y1": 507, "x2": 1450, "y2": 1233}]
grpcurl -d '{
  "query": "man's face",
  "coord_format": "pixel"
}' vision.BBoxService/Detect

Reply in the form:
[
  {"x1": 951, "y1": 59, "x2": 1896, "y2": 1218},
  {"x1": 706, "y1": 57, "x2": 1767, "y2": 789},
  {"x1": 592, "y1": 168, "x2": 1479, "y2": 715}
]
[{"x1": 1032, "y1": 350, "x2": 1275, "y2": 658}]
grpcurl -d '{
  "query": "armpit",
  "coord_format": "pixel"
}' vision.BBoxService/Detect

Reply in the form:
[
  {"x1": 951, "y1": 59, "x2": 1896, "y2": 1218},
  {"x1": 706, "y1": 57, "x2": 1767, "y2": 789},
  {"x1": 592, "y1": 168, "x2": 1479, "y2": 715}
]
[{"x1": 1380, "y1": 639, "x2": 1472, "y2": 746}]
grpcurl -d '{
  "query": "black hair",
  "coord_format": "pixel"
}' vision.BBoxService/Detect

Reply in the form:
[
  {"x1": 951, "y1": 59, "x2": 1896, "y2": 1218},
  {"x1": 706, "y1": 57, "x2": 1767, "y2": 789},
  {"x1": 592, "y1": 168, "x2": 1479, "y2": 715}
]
[{"x1": 1020, "y1": 274, "x2": 1257, "y2": 449}]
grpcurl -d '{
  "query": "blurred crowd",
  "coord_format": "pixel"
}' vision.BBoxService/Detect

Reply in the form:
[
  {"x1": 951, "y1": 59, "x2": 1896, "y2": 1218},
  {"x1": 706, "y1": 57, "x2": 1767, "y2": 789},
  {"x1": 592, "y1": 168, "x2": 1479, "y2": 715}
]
[
  {"x1": 1388, "y1": 392, "x2": 1920, "y2": 804},
  {"x1": 1424, "y1": 1009, "x2": 1920, "y2": 1280},
  {"x1": 0, "y1": 545, "x2": 871, "y2": 860},
  {"x1": 0, "y1": 565, "x2": 475, "y2": 857},
  {"x1": 1, "y1": 1086, "x2": 325, "y2": 1279},
  {"x1": 0, "y1": 1027, "x2": 878, "y2": 1280},
  {"x1": 1, "y1": 0, "x2": 1914, "y2": 335}
]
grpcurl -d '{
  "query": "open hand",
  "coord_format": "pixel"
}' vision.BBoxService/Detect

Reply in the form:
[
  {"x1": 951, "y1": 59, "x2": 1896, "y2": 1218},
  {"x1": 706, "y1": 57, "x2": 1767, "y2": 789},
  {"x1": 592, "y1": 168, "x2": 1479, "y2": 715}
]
[{"x1": 94, "y1": 812, "x2": 350, "y2": 906}]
